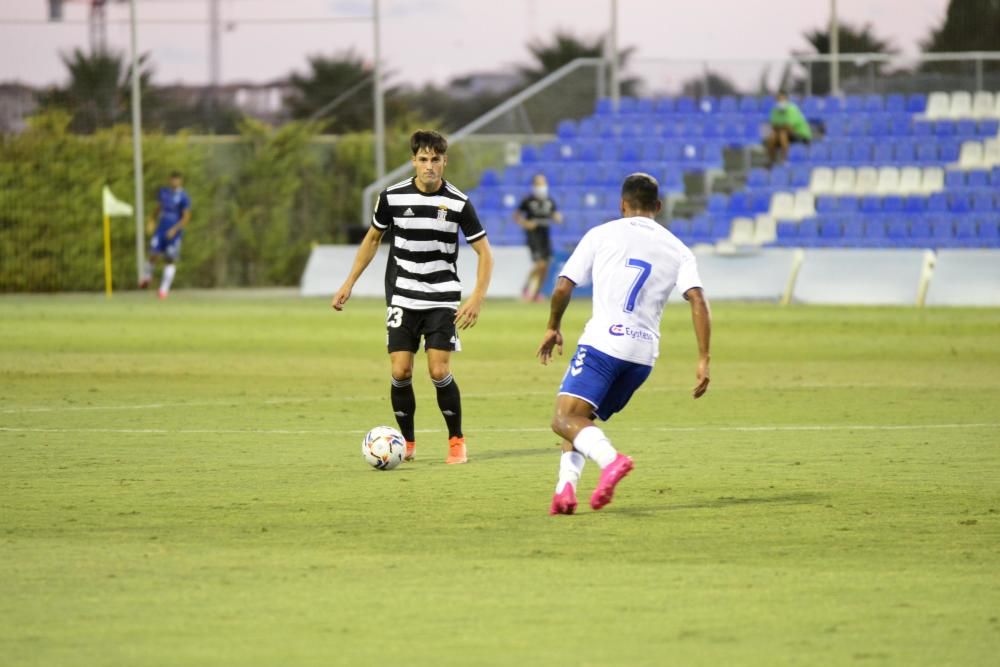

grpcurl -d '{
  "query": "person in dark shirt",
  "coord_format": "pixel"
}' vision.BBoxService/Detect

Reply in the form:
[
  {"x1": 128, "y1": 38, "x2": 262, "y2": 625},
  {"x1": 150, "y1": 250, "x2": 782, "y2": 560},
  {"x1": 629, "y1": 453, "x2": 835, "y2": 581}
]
[{"x1": 514, "y1": 173, "x2": 563, "y2": 302}]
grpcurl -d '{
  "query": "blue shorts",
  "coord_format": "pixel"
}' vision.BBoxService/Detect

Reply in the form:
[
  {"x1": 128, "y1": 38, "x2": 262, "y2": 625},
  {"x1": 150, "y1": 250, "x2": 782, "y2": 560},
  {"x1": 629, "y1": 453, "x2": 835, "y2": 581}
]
[
  {"x1": 558, "y1": 345, "x2": 652, "y2": 421},
  {"x1": 150, "y1": 233, "x2": 181, "y2": 261}
]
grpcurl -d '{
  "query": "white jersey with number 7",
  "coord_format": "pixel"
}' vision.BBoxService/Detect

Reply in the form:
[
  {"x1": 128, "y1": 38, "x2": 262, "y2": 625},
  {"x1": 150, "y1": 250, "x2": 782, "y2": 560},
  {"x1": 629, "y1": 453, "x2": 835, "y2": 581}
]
[{"x1": 558, "y1": 216, "x2": 703, "y2": 366}]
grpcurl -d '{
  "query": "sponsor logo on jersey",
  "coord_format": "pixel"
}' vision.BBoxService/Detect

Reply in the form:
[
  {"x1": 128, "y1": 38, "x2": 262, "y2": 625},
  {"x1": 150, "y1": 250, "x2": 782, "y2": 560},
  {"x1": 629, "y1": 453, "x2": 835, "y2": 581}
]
[{"x1": 608, "y1": 324, "x2": 654, "y2": 341}]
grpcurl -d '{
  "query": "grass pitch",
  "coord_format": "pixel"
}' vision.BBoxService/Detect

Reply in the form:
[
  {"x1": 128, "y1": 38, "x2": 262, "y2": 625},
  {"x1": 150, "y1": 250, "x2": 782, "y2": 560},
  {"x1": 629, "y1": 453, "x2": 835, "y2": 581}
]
[{"x1": 1, "y1": 293, "x2": 999, "y2": 666}]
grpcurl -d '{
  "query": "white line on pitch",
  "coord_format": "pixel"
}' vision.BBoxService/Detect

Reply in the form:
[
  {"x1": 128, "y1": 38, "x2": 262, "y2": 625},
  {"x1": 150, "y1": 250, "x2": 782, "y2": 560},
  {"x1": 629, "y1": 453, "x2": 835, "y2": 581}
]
[{"x1": 1, "y1": 423, "x2": 996, "y2": 437}]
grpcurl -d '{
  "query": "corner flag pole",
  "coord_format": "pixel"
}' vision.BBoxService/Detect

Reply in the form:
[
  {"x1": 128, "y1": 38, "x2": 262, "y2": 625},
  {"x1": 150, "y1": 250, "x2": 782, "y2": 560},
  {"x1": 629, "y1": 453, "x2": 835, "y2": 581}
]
[
  {"x1": 103, "y1": 212, "x2": 113, "y2": 298},
  {"x1": 129, "y1": 0, "x2": 146, "y2": 285}
]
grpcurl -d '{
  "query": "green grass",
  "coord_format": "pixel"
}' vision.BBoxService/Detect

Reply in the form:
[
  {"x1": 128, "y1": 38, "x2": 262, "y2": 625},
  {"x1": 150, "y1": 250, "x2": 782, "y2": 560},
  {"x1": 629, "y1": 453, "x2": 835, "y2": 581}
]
[{"x1": 2, "y1": 293, "x2": 999, "y2": 666}]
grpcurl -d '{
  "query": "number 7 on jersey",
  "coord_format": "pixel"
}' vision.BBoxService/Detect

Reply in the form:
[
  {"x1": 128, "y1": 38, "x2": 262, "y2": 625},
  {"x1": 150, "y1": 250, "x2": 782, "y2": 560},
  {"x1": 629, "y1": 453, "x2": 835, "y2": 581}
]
[{"x1": 623, "y1": 258, "x2": 652, "y2": 313}]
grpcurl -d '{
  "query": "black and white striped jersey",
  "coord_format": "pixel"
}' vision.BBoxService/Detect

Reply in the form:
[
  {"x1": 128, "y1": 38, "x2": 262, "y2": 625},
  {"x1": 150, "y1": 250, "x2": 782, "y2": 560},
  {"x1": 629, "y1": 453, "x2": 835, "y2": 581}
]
[{"x1": 372, "y1": 177, "x2": 486, "y2": 311}]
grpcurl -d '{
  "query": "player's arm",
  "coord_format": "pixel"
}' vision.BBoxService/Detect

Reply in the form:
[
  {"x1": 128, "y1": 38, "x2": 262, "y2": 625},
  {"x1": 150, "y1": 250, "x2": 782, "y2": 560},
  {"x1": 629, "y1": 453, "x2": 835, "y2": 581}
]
[
  {"x1": 169, "y1": 207, "x2": 191, "y2": 239},
  {"x1": 536, "y1": 276, "x2": 574, "y2": 365},
  {"x1": 513, "y1": 208, "x2": 535, "y2": 231},
  {"x1": 685, "y1": 287, "x2": 711, "y2": 398},
  {"x1": 146, "y1": 203, "x2": 160, "y2": 235},
  {"x1": 331, "y1": 226, "x2": 384, "y2": 311},
  {"x1": 454, "y1": 236, "x2": 494, "y2": 330}
]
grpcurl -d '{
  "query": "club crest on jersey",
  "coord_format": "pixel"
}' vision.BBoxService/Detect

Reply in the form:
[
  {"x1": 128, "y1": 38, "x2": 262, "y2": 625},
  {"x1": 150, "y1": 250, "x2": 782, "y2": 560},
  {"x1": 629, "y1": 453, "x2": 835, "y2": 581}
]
[{"x1": 436, "y1": 205, "x2": 449, "y2": 221}]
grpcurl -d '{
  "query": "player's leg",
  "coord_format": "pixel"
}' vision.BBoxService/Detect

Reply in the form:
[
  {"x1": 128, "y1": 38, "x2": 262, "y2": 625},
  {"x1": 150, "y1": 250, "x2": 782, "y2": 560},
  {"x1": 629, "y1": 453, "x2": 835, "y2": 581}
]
[
  {"x1": 426, "y1": 347, "x2": 466, "y2": 464},
  {"x1": 158, "y1": 239, "x2": 181, "y2": 299},
  {"x1": 141, "y1": 247, "x2": 160, "y2": 289},
  {"x1": 776, "y1": 127, "x2": 791, "y2": 163},
  {"x1": 387, "y1": 307, "x2": 419, "y2": 460},
  {"x1": 765, "y1": 130, "x2": 778, "y2": 167}
]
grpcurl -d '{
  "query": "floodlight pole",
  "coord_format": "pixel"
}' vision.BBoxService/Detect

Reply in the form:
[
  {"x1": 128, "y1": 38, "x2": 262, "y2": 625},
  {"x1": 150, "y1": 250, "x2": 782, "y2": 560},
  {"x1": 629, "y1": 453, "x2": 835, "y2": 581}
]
[
  {"x1": 373, "y1": 0, "x2": 386, "y2": 179},
  {"x1": 209, "y1": 0, "x2": 221, "y2": 110},
  {"x1": 609, "y1": 0, "x2": 619, "y2": 110},
  {"x1": 829, "y1": 0, "x2": 840, "y2": 96},
  {"x1": 129, "y1": 0, "x2": 146, "y2": 283}
]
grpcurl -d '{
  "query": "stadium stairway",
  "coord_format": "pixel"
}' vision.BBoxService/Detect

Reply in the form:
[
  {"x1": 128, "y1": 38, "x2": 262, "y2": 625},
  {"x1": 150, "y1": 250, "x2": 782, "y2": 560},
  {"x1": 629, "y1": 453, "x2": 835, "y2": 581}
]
[{"x1": 467, "y1": 91, "x2": 1000, "y2": 252}]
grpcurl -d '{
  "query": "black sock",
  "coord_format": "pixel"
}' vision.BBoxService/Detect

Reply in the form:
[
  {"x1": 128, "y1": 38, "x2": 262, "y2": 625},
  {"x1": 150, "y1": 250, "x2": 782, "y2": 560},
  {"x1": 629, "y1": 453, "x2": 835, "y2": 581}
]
[
  {"x1": 390, "y1": 377, "x2": 416, "y2": 442},
  {"x1": 433, "y1": 374, "x2": 462, "y2": 439}
]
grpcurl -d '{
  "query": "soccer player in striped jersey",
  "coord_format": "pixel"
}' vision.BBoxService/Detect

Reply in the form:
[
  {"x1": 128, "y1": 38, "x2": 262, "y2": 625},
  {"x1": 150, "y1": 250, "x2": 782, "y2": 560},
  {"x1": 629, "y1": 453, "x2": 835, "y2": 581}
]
[
  {"x1": 332, "y1": 130, "x2": 494, "y2": 464},
  {"x1": 537, "y1": 173, "x2": 712, "y2": 514}
]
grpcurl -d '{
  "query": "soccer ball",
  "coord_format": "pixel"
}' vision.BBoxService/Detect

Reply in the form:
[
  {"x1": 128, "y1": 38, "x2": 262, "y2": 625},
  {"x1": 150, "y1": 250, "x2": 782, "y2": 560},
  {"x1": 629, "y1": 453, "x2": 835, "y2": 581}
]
[{"x1": 362, "y1": 426, "x2": 406, "y2": 470}]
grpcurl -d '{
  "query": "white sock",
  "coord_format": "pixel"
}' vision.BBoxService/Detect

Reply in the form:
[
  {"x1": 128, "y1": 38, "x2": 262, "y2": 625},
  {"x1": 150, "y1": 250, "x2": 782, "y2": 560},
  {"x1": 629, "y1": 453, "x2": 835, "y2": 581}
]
[
  {"x1": 142, "y1": 261, "x2": 153, "y2": 281},
  {"x1": 555, "y1": 450, "x2": 585, "y2": 493},
  {"x1": 572, "y1": 425, "x2": 618, "y2": 469},
  {"x1": 160, "y1": 264, "x2": 176, "y2": 293}
]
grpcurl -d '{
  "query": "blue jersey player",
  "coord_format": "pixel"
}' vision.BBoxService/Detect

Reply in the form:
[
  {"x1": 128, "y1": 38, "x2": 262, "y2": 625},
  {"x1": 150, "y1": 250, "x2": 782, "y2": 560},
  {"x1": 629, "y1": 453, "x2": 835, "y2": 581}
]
[{"x1": 140, "y1": 171, "x2": 191, "y2": 299}]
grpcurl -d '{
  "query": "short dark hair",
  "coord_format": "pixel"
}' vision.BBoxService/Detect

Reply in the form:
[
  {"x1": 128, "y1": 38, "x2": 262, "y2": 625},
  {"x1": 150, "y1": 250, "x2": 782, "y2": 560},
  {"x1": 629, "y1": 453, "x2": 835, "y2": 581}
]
[
  {"x1": 410, "y1": 130, "x2": 448, "y2": 156},
  {"x1": 169, "y1": 170, "x2": 183, "y2": 179},
  {"x1": 776, "y1": 90, "x2": 788, "y2": 99},
  {"x1": 621, "y1": 172, "x2": 660, "y2": 212}
]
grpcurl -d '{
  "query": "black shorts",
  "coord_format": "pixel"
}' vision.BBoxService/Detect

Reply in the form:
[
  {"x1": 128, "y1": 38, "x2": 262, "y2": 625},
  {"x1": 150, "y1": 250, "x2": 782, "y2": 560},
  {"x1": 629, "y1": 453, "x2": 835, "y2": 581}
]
[
  {"x1": 526, "y1": 227, "x2": 552, "y2": 262},
  {"x1": 385, "y1": 306, "x2": 460, "y2": 354}
]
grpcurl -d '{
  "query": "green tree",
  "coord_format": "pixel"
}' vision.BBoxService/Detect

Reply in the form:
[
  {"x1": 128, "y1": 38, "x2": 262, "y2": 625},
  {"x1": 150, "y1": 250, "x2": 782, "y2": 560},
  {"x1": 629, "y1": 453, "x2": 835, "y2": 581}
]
[
  {"x1": 922, "y1": 0, "x2": 1000, "y2": 52},
  {"x1": 680, "y1": 71, "x2": 741, "y2": 98},
  {"x1": 39, "y1": 48, "x2": 155, "y2": 133},
  {"x1": 799, "y1": 22, "x2": 898, "y2": 94}
]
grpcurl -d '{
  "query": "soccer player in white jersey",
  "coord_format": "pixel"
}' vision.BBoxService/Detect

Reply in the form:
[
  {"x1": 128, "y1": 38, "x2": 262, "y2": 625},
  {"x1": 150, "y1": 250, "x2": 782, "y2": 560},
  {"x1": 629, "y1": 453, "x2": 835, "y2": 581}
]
[
  {"x1": 333, "y1": 130, "x2": 494, "y2": 464},
  {"x1": 536, "y1": 173, "x2": 712, "y2": 514}
]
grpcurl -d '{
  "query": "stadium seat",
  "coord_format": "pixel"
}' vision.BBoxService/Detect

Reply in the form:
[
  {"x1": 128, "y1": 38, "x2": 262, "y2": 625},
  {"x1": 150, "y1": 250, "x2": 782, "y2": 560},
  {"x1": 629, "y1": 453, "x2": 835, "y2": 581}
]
[
  {"x1": 728, "y1": 217, "x2": 755, "y2": 245},
  {"x1": 984, "y1": 139, "x2": 1000, "y2": 168},
  {"x1": 833, "y1": 167, "x2": 856, "y2": 195},
  {"x1": 809, "y1": 167, "x2": 834, "y2": 194},
  {"x1": 876, "y1": 167, "x2": 900, "y2": 195},
  {"x1": 770, "y1": 192, "x2": 795, "y2": 219},
  {"x1": 882, "y1": 195, "x2": 904, "y2": 213},
  {"x1": 972, "y1": 92, "x2": 996, "y2": 119},
  {"x1": 887, "y1": 219, "x2": 910, "y2": 246},
  {"x1": 819, "y1": 218, "x2": 843, "y2": 246},
  {"x1": 949, "y1": 91, "x2": 973, "y2": 119},
  {"x1": 815, "y1": 195, "x2": 837, "y2": 213},
  {"x1": 747, "y1": 168, "x2": 769, "y2": 189},
  {"x1": 916, "y1": 143, "x2": 938, "y2": 164},
  {"x1": 925, "y1": 91, "x2": 950, "y2": 119},
  {"x1": 793, "y1": 191, "x2": 816, "y2": 219},
  {"x1": 707, "y1": 193, "x2": 728, "y2": 215},
  {"x1": 958, "y1": 141, "x2": 985, "y2": 169},
  {"x1": 788, "y1": 144, "x2": 809, "y2": 162},
  {"x1": 939, "y1": 140, "x2": 961, "y2": 163},
  {"x1": 863, "y1": 220, "x2": 889, "y2": 247},
  {"x1": 886, "y1": 94, "x2": 906, "y2": 113},
  {"x1": 837, "y1": 195, "x2": 859, "y2": 212},
  {"x1": 927, "y1": 192, "x2": 948, "y2": 212},
  {"x1": 919, "y1": 167, "x2": 945, "y2": 194},
  {"x1": 873, "y1": 142, "x2": 895, "y2": 164},
  {"x1": 978, "y1": 218, "x2": 1000, "y2": 246},
  {"x1": 860, "y1": 195, "x2": 881, "y2": 214},
  {"x1": 654, "y1": 97, "x2": 675, "y2": 115},
  {"x1": 889, "y1": 115, "x2": 912, "y2": 137},
  {"x1": 853, "y1": 167, "x2": 879, "y2": 195},
  {"x1": 899, "y1": 167, "x2": 923, "y2": 195},
  {"x1": 843, "y1": 218, "x2": 866, "y2": 244},
  {"x1": 954, "y1": 218, "x2": 977, "y2": 247},
  {"x1": 864, "y1": 94, "x2": 884, "y2": 113},
  {"x1": 956, "y1": 119, "x2": 978, "y2": 139},
  {"x1": 774, "y1": 221, "x2": 798, "y2": 247},
  {"x1": 789, "y1": 166, "x2": 811, "y2": 188},
  {"x1": 797, "y1": 219, "x2": 820, "y2": 245},
  {"x1": 972, "y1": 192, "x2": 995, "y2": 212},
  {"x1": 967, "y1": 169, "x2": 990, "y2": 189},
  {"x1": 949, "y1": 193, "x2": 971, "y2": 214},
  {"x1": 753, "y1": 215, "x2": 778, "y2": 245},
  {"x1": 903, "y1": 195, "x2": 927, "y2": 214},
  {"x1": 907, "y1": 94, "x2": 928, "y2": 114},
  {"x1": 980, "y1": 119, "x2": 1000, "y2": 136},
  {"x1": 932, "y1": 218, "x2": 955, "y2": 246},
  {"x1": 668, "y1": 218, "x2": 691, "y2": 240},
  {"x1": 909, "y1": 218, "x2": 931, "y2": 245}
]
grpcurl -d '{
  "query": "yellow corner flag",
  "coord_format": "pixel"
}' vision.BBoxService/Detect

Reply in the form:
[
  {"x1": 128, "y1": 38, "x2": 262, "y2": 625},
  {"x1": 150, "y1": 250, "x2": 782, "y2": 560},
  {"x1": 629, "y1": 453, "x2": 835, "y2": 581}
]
[{"x1": 102, "y1": 186, "x2": 134, "y2": 298}]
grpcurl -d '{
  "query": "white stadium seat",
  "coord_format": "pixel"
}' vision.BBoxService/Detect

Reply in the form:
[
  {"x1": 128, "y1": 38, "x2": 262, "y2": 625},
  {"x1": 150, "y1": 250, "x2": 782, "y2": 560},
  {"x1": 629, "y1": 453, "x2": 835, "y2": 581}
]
[
  {"x1": 948, "y1": 91, "x2": 972, "y2": 119},
  {"x1": 770, "y1": 192, "x2": 795, "y2": 219},
  {"x1": 958, "y1": 141, "x2": 985, "y2": 169},
  {"x1": 832, "y1": 167, "x2": 856, "y2": 195},
  {"x1": 729, "y1": 217, "x2": 755, "y2": 245},
  {"x1": 875, "y1": 167, "x2": 900, "y2": 195},
  {"x1": 919, "y1": 167, "x2": 944, "y2": 194},
  {"x1": 925, "y1": 91, "x2": 950, "y2": 119},
  {"x1": 972, "y1": 91, "x2": 995, "y2": 119},
  {"x1": 808, "y1": 167, "x2": 834, "y2": 194},
  {"x1": 898, "y1": 167, "x2": 923, "y2": 195},
  {"x1": 792, "y1": 191, "x2": 815, "y2": 220},
  {"x1": 984, "y1": 138, "x2": 1000, "y2": 167},
  {"x1": 992, "y1": 95, "x2": 1000, "y2": 120},
  {"x1": 753, "y1": 214, "x2": 777, "y2": 245},
  {"x1": 852, "y1": 167, "x2": 879, "y2": 195}
]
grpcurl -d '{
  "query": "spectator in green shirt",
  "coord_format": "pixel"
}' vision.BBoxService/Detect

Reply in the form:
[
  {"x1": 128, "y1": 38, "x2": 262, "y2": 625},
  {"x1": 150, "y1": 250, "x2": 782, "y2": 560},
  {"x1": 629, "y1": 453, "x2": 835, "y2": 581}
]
[{"x1": 765, "y1": 91, "x2": 812, "y2": 167}]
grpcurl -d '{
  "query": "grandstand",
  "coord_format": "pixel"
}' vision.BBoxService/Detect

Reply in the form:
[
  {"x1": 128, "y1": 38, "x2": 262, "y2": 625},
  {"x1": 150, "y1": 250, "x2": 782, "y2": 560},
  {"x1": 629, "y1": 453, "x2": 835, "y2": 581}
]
[{"x1": 470, "y1": 91, "x2": 1000, "y2": 253}]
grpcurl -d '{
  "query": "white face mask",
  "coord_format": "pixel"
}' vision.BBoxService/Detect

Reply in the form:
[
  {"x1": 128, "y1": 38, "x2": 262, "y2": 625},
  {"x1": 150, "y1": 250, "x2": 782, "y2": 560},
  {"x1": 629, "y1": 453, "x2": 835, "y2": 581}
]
[{"x1": 532, "y1": 185, "x2": 548, "y2": 199}]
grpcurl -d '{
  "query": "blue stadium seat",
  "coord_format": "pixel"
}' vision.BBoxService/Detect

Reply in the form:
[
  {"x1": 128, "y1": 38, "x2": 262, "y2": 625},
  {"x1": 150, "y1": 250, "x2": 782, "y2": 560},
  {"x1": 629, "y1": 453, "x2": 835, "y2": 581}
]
[
  {"x1": 635, "y1": 98, "x2": 654, "y2": 115},
  {"x1": 521, "y1": 145, "x2": 539, "y2": 163},
  {"x1": 944, "y1": 170, "x2": 965, "y2": 190},
  {"x1": 967, "y1": 170, "x2": 990, "y2": 189},
  {"x1": 823, "y1": 96, "x2": 844, "y2": 113},
  {"x1": 885, "y1": 94, "x2": 906, "y2": 113},
  {"x1": 829, "y1": 142, "x2": 851, "y2": 165},
  {"x1": 949, "y1": 193, "x2": 971, "y2": 213},
  {"x1": 860, "y1": 196, "x2": 882, "y2": 213},
  {"x1": 747, "y1": 168, "x2": 769, "y2": 189},
  {"x1": 909, "y1": 218, "x2": 931, "y2": 245},
  {"x1": 639, "y1": 140, "x2": 664, "y2": 162},
  {"x1": 816, "y1": 195, "x2": 837, "y2": 213},
  {"x1": 906, "y1": 94, "x2": 928, "y2": 113},
  {"x1": 738, "y1": 96, "x2": 759, "y2": 113},
  {"x1": 595, "y1": 98, "x2": 614, "y2": 116},
  {"x1": 993, "y1": 167, "x2": 1000, "y2": 187},
  {"x1": 955, "y1": 218, "x2": 978, "y2": 247},
  {"x1": 654, "y1": 97, "x2": 675, "y2": 115},
  {"x1": 939, "y1": 140, "x2": 961, "y2": 163},
  {"x1": 864, "y1": 95, "x2": 884, "y2": 112},
  {"x1": 556, "y1": 120, "x2": 578, "y2": 140},
  {"x1": 890, "y1": 115, "x2": 912, "y2": 136},
  {"x1": 797, "y1": 219, "x2": 820, "y2": 246},
  {"x1": 809, "y1": 143, "x2": 831, "y2": 163},
  {"x1": 931, "y1": 218, "x2": 955, "y2": 247},
  {"x1": 789, "y1": 166, "x2": 811, "y2": 188},
  {"x1": 843, "y1": 218, "x2": 866, "y2": 244},
  {"x1": 800, "y1": 96, "x2": 822, "y2": 116},
  {"x1": 770, "y1": 167, "x2": 791, "y2": 189},
  {"x1": 934, "y1": 120, "x2": 957, "y2": 137},
  {"x1": 894, "y1": 140, "x2": 917, "y2": 164},
  {"x1": 927, "y1": 193, "x2": 948, "y2": 212},
  {"x1": 887, "y1": 219, "x2": 910, "y2": 246},
  {"x1": 618, "y1": 97, "x2": 638, "y2": 114},
  {"x1": 707, "y1": 193, "x2": 728, "y2": 215},
  {"x1": 819, "y1": 218, "x2": 843, "y2": 246},
  {"x1": 956, "y1": 119, "x2": 978, "y2": 139},
  {"x1": 972, "y1": 192, "x2": 995, "y2": 212},
  {"x1": 676, "y1": 96, "x2": 697, "y2": 115},
  {"x1": 710, "y1": 217, "x2": 732, "y2": 239},
  {"x1": 751, "y1": 192, "x2": 772, "y2": 214},
  {"x1": 718, "y1": 95, "x2": 738, "y2": 113},
  {"x1": 788, "y1": 144, "x2": 809, "y2": 162},
  {"x1": 869, "y1": 116, "x2": 891, "y2": 137},
  {"x1": 845, "y1": 118, "x2": 868, "y2": 137},
  {"x1": 844, "y1": 95, "x2": 864, "y2": 113},
  {"x1": 916, "y1": 143, "x2": 938, "y2": 165},
  {"x1": 913, "y1": 121, "x2": 934, "y2": 138},
  {"x1": 669, "y1": 219, "x2": 691, "y2": 240},
  {"x1": 837, "y1": 195, "x2": 859, "y2": 212},
  {"x1": 980, "y1": 119, "x2": 1000, "y2": 137},
  {"x1": 479, "y1": 169, "x2": 500, "y2": 187},
  {"x1": 659, "y1": 169, "x2": 684, "y2": 193},
  {"x1": 689, "y1": 215, "x2": 713, "y2": 243},
  {"x1": 902, "y1": 196, "x2": 927, "y2": 214},
  {"x1": 698, "y1": 97, "x2": 719, "y2": 114},
  {"x1": 977, "y1": 218, "x2": 999, "y2": 246},
  {"x1": 863, "y1": 220, "x2": 888, "y2": 247},
  {"x1": 873, "y1": 142, "x2": 894, "y2": 163},
  {"x1": 775, "y1": 221, "x2": 798, "y2": 246},
  {"x1": 882, "y1": 196, "x2": 904, "y2": 213}
]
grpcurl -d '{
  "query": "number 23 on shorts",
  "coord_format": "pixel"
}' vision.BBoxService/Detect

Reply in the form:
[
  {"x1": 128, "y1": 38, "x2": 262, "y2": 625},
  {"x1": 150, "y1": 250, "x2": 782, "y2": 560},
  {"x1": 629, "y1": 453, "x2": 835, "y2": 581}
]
[{"x1": 386, "y1": 307, "x2": 403, "y2": 328}]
